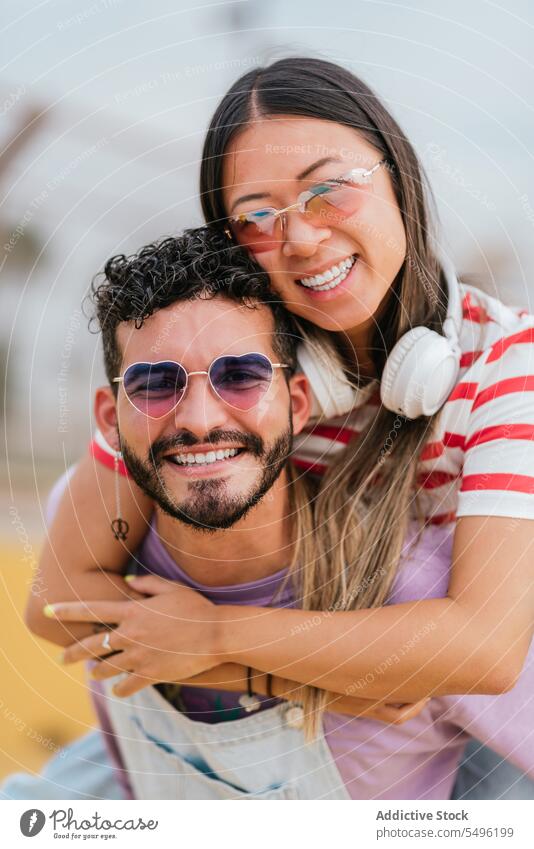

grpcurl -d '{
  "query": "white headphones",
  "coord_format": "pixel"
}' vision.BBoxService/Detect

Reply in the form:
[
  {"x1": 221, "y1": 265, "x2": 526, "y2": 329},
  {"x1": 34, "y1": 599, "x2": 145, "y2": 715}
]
[{"x1": 297, "y1": 257, "x2": 462, "y2": 421}]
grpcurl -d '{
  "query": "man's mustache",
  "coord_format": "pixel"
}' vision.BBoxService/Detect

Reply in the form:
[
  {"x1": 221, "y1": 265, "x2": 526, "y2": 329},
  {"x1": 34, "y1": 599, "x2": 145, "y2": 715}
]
[{"x1": 148, "y1": 429, "x2": 264, "y2": 464}]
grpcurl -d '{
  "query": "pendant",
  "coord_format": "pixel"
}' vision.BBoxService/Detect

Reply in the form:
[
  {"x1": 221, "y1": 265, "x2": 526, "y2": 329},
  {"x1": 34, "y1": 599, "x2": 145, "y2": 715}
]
[{"x1": 111, "y1": 518, "x2": 130, "y2": 541}]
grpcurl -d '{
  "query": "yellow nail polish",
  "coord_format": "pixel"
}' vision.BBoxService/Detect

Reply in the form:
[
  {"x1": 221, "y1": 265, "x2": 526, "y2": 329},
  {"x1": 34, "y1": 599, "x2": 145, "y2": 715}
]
[
  {"x1": 58, "y1": 652, "x2": 66, "y2": 664},
  {"x1": 124, "y1": 575, "x2": 135, "y2": 583},
  {"x1": 43, "y1": 604, "x2": 56, "y2": 618}
]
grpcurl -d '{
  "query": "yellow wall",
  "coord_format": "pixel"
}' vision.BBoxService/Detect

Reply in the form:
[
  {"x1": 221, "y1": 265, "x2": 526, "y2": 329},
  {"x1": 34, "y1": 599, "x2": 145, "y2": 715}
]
[{"x1": 0, "y1": 544, "x2": 96, "y2": 781}]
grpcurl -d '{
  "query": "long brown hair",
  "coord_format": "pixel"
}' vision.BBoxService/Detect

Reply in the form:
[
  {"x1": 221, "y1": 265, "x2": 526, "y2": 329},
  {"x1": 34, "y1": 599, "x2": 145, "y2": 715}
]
[{"x1": 200, "y1": 57, "x2": 448, "y2": 737}]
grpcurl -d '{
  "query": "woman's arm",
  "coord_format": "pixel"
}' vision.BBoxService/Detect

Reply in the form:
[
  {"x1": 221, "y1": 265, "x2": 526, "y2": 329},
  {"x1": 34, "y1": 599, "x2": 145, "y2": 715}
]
[
  {"x1": 170, "y1": 665, "x2": 429, "y2": 724},
  {"x1": 57, "y1": 576, "x2": 429, "y2": 724},
  {"x1": 48, "y1": 515, "x2": 534, "y2": 702},
  {"x1": 25, "y1": 451, "x2": 153, "y2": 646},
  {"x1": 217, "y1": 515, "x2": 534, "y2": 701}
]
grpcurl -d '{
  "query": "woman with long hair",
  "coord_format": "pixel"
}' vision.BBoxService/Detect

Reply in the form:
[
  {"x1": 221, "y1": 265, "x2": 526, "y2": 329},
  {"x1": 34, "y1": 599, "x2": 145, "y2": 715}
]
[{"x1": 25, "y1": 57, "x2": 534, "y2": 799}]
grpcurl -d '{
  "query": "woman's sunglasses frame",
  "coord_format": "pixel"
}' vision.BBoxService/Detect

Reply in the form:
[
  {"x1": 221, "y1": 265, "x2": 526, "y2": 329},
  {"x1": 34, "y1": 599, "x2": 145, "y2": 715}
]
[{"x1": 226, "y1": 159, "x2": 388, "y2": 248}]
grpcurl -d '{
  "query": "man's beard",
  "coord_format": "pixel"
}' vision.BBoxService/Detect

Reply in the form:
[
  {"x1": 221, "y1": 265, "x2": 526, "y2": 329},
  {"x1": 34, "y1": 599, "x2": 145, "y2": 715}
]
[{"x1": 120, "y1": 423, "x2": 293, "y2": 532}]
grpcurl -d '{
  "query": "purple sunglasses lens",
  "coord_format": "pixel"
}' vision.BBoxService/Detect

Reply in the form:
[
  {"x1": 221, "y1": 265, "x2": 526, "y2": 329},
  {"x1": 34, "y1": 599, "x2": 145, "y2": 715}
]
[
  {"x1": 123, "y1": 362, "x2": 187, "y2": 418},
  {"x1": 209, "y1": 353, "x2": 274, "y2": 410}
]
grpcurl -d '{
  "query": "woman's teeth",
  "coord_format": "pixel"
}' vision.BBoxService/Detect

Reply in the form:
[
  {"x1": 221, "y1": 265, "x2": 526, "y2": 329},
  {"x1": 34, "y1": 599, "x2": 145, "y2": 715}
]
[
  {"x1": 170, "y1": 448, "x2": 239, "y2": 467},
  {"x1": 298, "y1": 255, "x2": 356, "y2": 291}
]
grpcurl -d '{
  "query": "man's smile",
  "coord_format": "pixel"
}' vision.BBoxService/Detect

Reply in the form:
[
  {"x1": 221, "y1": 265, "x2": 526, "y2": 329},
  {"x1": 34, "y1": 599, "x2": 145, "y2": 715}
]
[
  {"x1": 163, "y1": 445, "x2": 247, "y2": 477},
  {"x1": 167, "y1": 447, "x2": 241, "y2": 466}
]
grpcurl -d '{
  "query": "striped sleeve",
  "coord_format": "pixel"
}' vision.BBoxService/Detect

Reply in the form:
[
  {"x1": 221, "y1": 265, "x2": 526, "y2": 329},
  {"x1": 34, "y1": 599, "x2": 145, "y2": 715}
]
[{"x1": 457, "y1": 326, "x2": 534, "y2": 519}]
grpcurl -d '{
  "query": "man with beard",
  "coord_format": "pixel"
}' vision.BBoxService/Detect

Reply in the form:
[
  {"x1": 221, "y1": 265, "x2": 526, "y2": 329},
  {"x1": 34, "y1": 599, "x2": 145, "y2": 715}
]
[{"x1": 30, "y1": 226, "x2": 417, "y2": 799}]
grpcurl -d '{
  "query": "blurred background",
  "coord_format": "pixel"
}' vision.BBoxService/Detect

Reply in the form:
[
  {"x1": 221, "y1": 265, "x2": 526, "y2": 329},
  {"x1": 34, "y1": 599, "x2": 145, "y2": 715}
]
[{"x1": 1, "y1": 0, "x2": 533, "y2": 781}]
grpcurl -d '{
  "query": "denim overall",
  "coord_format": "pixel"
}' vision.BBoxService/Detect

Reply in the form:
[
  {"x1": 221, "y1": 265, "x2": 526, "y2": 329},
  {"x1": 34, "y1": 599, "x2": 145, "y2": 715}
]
[{"x1": 99, "y1": 678, "x2": 351, "y2": 800}]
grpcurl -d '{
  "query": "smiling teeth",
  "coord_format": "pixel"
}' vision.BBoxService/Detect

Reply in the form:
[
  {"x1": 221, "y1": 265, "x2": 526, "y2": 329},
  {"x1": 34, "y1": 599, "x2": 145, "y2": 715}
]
[
  {"x1": 170, "y1": 448, "x2": 239, "y2": 466},
  {"x1": 299, "y1": 255, "x2": 356, "y2": 291}
]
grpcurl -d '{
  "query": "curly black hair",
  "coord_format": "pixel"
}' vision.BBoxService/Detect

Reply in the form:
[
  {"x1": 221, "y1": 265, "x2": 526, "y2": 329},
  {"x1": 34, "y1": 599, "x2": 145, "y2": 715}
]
[{"x1": 90, "y1": 227, "x2": 300, "y2": 386}]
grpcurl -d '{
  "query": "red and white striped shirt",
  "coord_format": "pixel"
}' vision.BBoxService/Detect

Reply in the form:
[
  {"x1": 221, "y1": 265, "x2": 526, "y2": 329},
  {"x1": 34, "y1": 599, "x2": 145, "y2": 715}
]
[
  {"x1": 92, "y1": 285, "x2": 534, "y2": 525},
  {"x1": 292, "y1": 285, "x2": 534, "y2": 524}
]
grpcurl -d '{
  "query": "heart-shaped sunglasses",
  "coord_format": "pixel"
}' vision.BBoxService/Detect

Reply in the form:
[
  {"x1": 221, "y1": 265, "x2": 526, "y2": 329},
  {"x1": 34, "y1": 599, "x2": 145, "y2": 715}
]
[{"x1": 114, "y1": 353, "x2": 290, "y2": 418}]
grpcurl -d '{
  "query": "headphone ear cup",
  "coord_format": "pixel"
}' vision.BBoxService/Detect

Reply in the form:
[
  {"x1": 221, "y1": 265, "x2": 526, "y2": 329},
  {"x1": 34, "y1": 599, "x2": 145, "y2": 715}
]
[
  {"x1": 380, "y1": 327, "x2": 427, "y2": 415},
  {"x1": 297, "y1": 342, "x2": 357, "y2": 420},
  {"x1": 381, "y1": 327, "x2": 460, "y2": 419}
]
